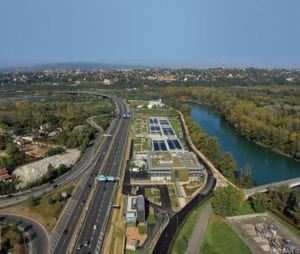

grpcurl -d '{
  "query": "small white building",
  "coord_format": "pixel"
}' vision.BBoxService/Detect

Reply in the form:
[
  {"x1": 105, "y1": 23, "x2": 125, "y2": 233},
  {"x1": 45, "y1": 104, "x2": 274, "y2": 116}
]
[{"x1": 147, "y1": 99, "x2": 164, "y2": 109}]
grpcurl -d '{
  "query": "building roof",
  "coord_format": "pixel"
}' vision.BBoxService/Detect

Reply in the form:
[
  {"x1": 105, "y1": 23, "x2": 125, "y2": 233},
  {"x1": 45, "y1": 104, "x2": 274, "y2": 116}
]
[
  {"x1": 137, "y1": 195, "x2": 145, "y2": 210},
  {"x1": 126, "y1": 195, "x2": 145, "y2": 215},
  {"x1": 0, "y1": 168, "x2": 11, "y2": 182},
  {"x1": 0, "y1": 168, "x2": 9, "y2": 175},
  {"x1": 148, "y1": 151, "x2": 204, "y2": 170}
]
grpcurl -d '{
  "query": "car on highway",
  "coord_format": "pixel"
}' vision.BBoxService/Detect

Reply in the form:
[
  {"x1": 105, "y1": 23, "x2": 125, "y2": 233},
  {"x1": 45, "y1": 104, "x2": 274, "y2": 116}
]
[
  {"x1": 63, "y1": 229, "x2": 68, "y2": 235},
  {"x1": 77, "y1": 244, "x2": 82, "y2": 250},
  {"x1": 84, "y1": 240, "x2": 90, "y2": 247},
  {"x1": 80, "y1": 200, "x2": 85, "y2": 205},
  {"x1": 93, "y1": 225, "x2": 98, "y2": 230}
]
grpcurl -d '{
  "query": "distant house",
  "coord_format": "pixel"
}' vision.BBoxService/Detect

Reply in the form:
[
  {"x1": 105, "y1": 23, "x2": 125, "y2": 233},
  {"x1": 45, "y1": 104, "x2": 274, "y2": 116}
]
[
  {"x1": 21, "y1": 136, "x2": 34, "y2": 143},
  {"x1": 0, "y1": 168, "x2": 11, "y2": 182},
  {"x1": 13, "y1": 136, "x2": 33, "y2": 147}
]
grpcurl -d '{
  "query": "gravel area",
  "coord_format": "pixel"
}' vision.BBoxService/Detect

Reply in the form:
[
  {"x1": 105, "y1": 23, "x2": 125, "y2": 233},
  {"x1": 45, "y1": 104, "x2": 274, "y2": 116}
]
[{"x1": 13, "y1": 149, "x2": 80, "y2": 187}]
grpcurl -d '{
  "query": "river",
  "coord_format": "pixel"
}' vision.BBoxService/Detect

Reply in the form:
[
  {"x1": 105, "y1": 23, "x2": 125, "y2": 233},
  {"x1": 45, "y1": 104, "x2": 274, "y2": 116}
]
[{"x1": 191, "y1": 104, "x2": 300, "y2": 186}]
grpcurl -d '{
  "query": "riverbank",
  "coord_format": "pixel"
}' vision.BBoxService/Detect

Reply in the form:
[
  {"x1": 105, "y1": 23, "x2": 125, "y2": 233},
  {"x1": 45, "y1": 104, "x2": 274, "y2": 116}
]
[
  {"x1": 187, "y1": 99, "x2": 299, "y2": 162},
  {"x1": 189, "y1": 102, "x2": 300, "y2": 186},
  {"x1": 177, "y1": 109, "x2": 237, "y2": 189}
]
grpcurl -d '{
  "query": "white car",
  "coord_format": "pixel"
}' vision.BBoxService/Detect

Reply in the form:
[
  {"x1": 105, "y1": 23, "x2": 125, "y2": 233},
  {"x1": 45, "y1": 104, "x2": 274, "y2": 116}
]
[{"x1": 93, "y1": 225, "x2": 98, "y2": 230}]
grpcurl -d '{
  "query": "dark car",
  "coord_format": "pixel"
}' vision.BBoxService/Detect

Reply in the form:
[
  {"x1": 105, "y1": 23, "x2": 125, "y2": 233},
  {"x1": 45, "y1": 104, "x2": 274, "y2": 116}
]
[{"x1": 63, "y1": 229, "x2": 68, "y2": 235}]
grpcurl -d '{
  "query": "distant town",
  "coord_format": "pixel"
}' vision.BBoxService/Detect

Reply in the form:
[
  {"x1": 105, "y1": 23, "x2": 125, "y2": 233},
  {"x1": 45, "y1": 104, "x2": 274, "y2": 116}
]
[{"x1": 1, "y1": 66, "x2": 300, "y2": 88}]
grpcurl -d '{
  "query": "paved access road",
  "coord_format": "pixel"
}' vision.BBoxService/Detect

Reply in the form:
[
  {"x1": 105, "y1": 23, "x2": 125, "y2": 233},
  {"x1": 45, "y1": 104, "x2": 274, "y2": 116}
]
[
  {"x1": 53, "y1": 95, "x2": 129, "y2": 254},
  {"x1": 185, "y1": 202, "x2": 212, "y2": 254},
  {"x1": 0, "y1": 213, "x2": 50, "y2": 254}
]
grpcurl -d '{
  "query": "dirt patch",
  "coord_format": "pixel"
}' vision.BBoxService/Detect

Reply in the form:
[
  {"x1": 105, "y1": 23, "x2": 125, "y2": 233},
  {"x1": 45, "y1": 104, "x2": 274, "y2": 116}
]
[
  {"x1": 13, "y1": 149, "x2": 80, "y2": 188},
  {"x1": 113, "y1": 237, "x2": 123, "y2": 254},
  {"x1": 126, "y1": 227, "x2": 147, "y2": 246},
  {"x1": 23, "y1": 143, "x2": 50, "y2": 158}
]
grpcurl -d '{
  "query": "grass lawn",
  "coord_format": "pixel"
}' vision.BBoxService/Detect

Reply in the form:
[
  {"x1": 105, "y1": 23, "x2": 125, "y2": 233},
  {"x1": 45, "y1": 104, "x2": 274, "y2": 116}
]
[
  {"x1": 135, "y1": 108, "x2": 177, "y2": 117},
  {"x1": 200, "y1": 215, "x2": 252, "y2": 254},
  {"x1": 171, "y1": 198, "x2": 212, "y2": 254},
  {"x1": 134, "y1": 138, "x2": 142, "y2": 144},
  {"x1": 125, "y1": 250, "x2": 148, "y2": 254},
  {"x1": 238, "y1": 201, "x2": 256, "y2": 215},
  {"x1": 145, "y1": 188, "x2": 161, "y2": 205},
  {"x1": 169, "y1": 118, "x2": 181, "y2": 137},
  {"x1": 141, "y1": 139, "x2": 151, "y2": 151},
  {"x1": 170, "y1": 196, "x2": 179, "y2": 208},
  {"x1": 183, "y1": 181, "x2": 203, "y2": 196},
  {"x1": 167, "y1": 185, "x2": 179, "y2": 209},
  {"x1": 147, "y1": 213, "x2": 155, "y2": 225},
  {"x1": 138, "y1": 224, "x2": 147, "y2": 234}
]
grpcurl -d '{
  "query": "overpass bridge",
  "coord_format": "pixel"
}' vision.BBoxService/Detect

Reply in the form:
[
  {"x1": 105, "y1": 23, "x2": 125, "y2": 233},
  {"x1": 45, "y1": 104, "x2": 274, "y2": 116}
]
[{"x1": 244, "y1": 177, "x2": 300, "y2": 198}]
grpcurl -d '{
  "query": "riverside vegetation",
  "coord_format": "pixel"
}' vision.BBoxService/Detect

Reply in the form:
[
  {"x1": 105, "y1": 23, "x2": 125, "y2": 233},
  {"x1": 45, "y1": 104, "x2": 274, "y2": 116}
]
[
  {"x1": 161, "y1": 85, "x2": 300, "y2": 160},
  {"x1": 169, "y1": 101, "x2": 253, "y2": 187}
]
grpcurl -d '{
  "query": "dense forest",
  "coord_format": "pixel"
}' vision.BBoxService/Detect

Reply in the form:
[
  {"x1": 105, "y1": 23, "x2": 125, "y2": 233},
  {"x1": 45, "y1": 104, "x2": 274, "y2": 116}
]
[{"x1": 161, "y1": 85, "x2": 300, "y2": 160}]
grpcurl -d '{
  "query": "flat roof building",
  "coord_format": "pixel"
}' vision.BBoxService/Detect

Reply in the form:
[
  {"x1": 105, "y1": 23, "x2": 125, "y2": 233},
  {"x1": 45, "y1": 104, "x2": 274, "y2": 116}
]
[
  {"x1": 147, "y1": 151, "x2": 205, "y2": 182},
  {"x1": 125, "y1": 195, "x2": 145, "y2": 226}
]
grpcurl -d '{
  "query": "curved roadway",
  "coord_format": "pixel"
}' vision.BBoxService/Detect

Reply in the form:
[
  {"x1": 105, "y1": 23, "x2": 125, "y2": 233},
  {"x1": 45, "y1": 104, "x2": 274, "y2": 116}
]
[
  {"x1": 52, "y1": 94, "x2": 129, "y2": 253},
  {"x1": 0, "y1": 213, "x2": 50, "y2": 254},
  {"x1": 0, "y1": 92, "x2": 121, "y2": 209},
  {"x1": 0, "y1": 92, "x2": 128, "y2": 254}
]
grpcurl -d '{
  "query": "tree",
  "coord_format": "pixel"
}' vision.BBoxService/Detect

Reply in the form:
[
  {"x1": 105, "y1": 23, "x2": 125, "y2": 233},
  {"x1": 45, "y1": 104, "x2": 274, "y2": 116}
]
[
  {"x1": 212, "y1": 186, "x2": 244, "y2": 216},
  {"x1": 251, "y1": 193, "x2": 268, "y2": 213},
  {"x1": 237, "y1": 165, "x2": 253, "y2": 188},
  {"x1": 27, "y1": 196, "x2": 37, "y2": 208},
  {"x1": 5, "y1": 143, "x2": 18, "y2": 156},
  {"x1": 216, "y1": 152, "x2": 237, "y2": 181},
  {"x1": 47, "y1": 197, "x2": 55, "y2": 205}
]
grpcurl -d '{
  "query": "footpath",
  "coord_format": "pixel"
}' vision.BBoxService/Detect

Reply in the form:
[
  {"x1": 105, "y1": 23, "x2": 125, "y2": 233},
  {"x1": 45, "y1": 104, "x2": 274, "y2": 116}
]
[
  {"x1": 177, "y1": 110, "x2": 237, "y2": 189},
  {"x1": 185, "y1": 202, "x2": 212, "y2": 254}
]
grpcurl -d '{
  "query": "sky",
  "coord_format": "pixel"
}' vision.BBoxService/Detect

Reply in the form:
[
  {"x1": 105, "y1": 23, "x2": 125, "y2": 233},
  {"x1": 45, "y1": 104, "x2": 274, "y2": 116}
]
[{"x1": 0, "y1": 0, "x2": 299, "y2": 68}]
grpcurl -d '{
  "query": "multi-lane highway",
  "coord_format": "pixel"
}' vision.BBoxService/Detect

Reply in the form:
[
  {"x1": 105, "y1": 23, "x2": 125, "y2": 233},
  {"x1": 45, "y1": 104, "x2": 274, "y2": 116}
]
[
  {"x1": 75, "y1": 108, "x2": 130, "y2": 253},
  {"x1": 53, "y1": 95, "x2": 130, "y2": 253},
  {"x1": 0, "y1": 92, "x2": 116, "y2": 210},
  {"x1": 0, "y1": 92, "x2": 130, "y2": 254}
]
